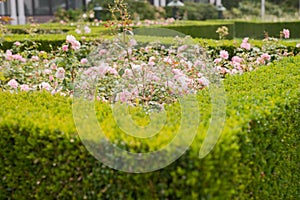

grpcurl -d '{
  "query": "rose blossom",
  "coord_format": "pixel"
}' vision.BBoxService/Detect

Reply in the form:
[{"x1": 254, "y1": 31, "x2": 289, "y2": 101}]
[
  {"x1": 62, "y1": 45, "x2": 69, "y2": 51},
  {"x1": 84, "y1": 26, "x2": 91, "y2": 34},
  {"x1": 240, "y1": 37, "x2": 251, "y2": 50},
  {"x1": 14, "y1": 41, "x2": 21, "y2": 46},
  {"x1": 41, "y1": 82, "x2": 51, "y2": 91},
  {"x1": 31, "y1": 56, "x2": 39, "y2": 61},
  {"x1": 261, "y1": 53, "x2": 271, "y2": 61},
  {"x1": 80, "y1": 58, "x2": 88, "y2": 64},
  {"x1": 220, "y1": 50, "x2": 229, "y2": 60},
  {"x1": 7, "y1": 79, "x2": 18, "y2": 89},
  {"x1": 55, "y1": 67, "x2": 66, "y2": 79},
  {"x1": 232, "y1": 56, "x2": 243, "y2": 63},
  {"x1": 282, "y1": 29, "x2": 290, "y2": 39},
  {"x1": 20, "y1": 84, "x2": 30, "y2": 91},
  {"x1": 66, "y1": 35, "x2": 81, "y2": 50}
]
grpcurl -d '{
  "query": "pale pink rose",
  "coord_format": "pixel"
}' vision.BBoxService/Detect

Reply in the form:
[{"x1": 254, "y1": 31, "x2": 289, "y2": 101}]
[
  {"x1": 71, "y1": 40, "x2": 81, "y2": 50},
  {"x1": 214, "y1": 58, "x2": 222, "y2": 64},
  {"x1": 49, "y1": 75, "x2": 54, "y2": 81},
  {"x1": 84, "y1": 26, "x2": 91, "y2": 34},
  {"x1": 75, "y1": 29, "x2": 82, "y2": 34},
  {"x1": 107, "y1": 68, "x2": 117, "y2": 75},
  {"x1": 149, "y1": 56, "x2": 156, "y2": 62},
  {"x1": 178, "y1": 45, "x2": 188, "y2": 52},
  {"x1": 5, "y1": 50, "x2": 13, "y2": 60},
  {"x1": 129, "y1": 39, "x2": 137, "y2": 47},
  {"x1": 99, "y1": 49, "x2": 107, "y2": 55},
  {"x1": 66, "y1": 35, "x2": 81, "y2": 50},
  {"x1": 66, "y1": 35, "x2": 77, "y2": 44},
  {"x1": 14, "y1": 41, "x2": 21, "y2": 46},
  {"x1": 12, "y1": 54, "x2": 22, "y2": 61},
  {"x1": 198, "y1": 77, "x2": 209, "y2": 86},
  {"x1": 81, "y1": 36, "x2": 86, "y2": 40},
  {"x1": 149, "y1": 74, "x2": 160, "y2": 82},
  {"x1": 242, "y1": 37, "x2": 249, "y2": 43},
  {"x1": 20, "y1": 84, "x2": 30, "y2": 91},
  {"x1": 232, "y1": 56, "x2": 243, "y2": 63},
  {"x1": 240, "y1": 42, "x2": 251, "y2": 50},
  {"x1": 283, "y1": 29, "x2": 290, "y2": 39},
  {"x1": 55, "y1": 67, "x2": 65, "y2": 79},
  {"x1": 240, "y1": 37, "x2": 251, "y2": 50},
  {"x1": 50, "y1": 63, "x2": 57, "y2": 70},
  {"x1": 296, "y1": 43, "x2": 300, "y2": 48},
  {"x1": 163, "y1": 56, "x2": 173, "y2": 64},
  {"x1": 51, "y1": 89, "x2": 56, "y2": 95},
  {"x1": 62, "y1": 45, "x2": 69, "y2": 51},
  {"x1": 131, "y1": 64, "x2": 142, "y2": 71},
  {"x1": 7, "y1": 79, "x2": 18, "y2": 89},
  {"x1": 123, "y1": 69, "x2": 133, "y2": 77},
  {"x1": 41, "y1": 82, "x2": 51, "y2": 91},
  {"x1": 44, "y1": 69, "x2": 52, "y2": 74},
  {"x1": 116, "y1": 90, "x2": 131, "y2": 103},
  {"x1": 31, "y1": 55, "x2": 39, "y2": 61},
  {"x1": 220, "y1": 50, "x2": 229, "y2": 60},
  {"x1": 80, "y1": 58, "x2": 88, "y2": 64},
  {"x1": 172, "y1": 69, "x2": 184, "y2": 76},
  {"x1": 261, "y1": 53, "x2": 271, "y2": 61}
]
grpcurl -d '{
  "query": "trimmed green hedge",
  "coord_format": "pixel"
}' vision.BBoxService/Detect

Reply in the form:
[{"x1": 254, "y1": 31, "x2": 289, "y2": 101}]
[
  {"x1": 235, "y1": 21, "x2": 300, "y2": 39},
  {"x1": 164, "y1": 24, "x2": 235, "y2": 40},
  {"x1": 0, "y1": 56, "x2": 299, "y2": 199}
]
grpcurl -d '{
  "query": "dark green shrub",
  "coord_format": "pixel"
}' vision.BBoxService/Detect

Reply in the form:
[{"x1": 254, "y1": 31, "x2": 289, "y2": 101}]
[
  {"x1": 235, "y1": 21, "x2": 300, "y2": 39},
  {"x1": 0, "y1": 56, "x2": 299, "y2": 199},
  {"x1": 164, "y1": 23, "x2": 235, "y2": 39}
]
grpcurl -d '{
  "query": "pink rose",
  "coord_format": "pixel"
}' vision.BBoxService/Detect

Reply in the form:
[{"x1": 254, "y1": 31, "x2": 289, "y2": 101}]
[
  {"x1": 84, "y1": 26, "x2": 91, "y2": 34},
  {"x1": 5, "y1": 50, "x2": 13, "y2": 60},
  {"x1": 31, "y1": 56, "x2": 39, "y2": 61},
  {"x1": 20, "y1": 84, "x2": 30, "y2": 91},
  {"x1": 71, "y1": 40, "x2": 81, "y2": 50},
  {"x1": 214, "y1": 58, "x2": 222, "y2": 64},
  {"x1": 220, "y1": 50, "x2": 229, "y2": 60},
  {"x1": 62, "y1": 45, "x2": 69, "y2": 51},
  {"x1": 261, "y1": 53, "x2": 271, "y2": 61},
  {"x1": 232, "y1": 56, "x2": 243, "y2": 63},
  {"x1": 80, "y1": 58, "x2": 88, "y2": 64},
  {"x1": 66, "y1": 35, "x2": 81, "y2": 50},
  {"x1": 296, "y1": 43, "x2": 300, "y2": 48},
  {"x1": 99, "y1": 49, "x2": 107, "y2": 55},
  {"x1": 7, "y1": 79, "x2": 18, "y2": 89},
  {"x1": 283, "y1": 29, "x2": 290, "y2": 39},
  {"x1": 55, "y1": 67, "x2": 65, "y2": 80},
  {"x1": 14, "y1": 41, "x2": 21, "y2": 46},
  {"x1": 41, "y1": 82, "x2": 51, "y2": 91}
]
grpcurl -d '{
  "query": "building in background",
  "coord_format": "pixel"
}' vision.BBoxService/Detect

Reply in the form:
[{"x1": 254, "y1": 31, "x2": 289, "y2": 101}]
[
  {"x1": 0, "y1": 0, "x2": 222, "y2": 24},
  {"x1": 0, "y1": 0, "x2": 92, "y2": 24}
]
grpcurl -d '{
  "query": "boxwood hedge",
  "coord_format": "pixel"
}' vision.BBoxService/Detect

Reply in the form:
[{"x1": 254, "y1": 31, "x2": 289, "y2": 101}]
[{"x1": 0, "y1": 56, "x2": 299, "y2": 199}]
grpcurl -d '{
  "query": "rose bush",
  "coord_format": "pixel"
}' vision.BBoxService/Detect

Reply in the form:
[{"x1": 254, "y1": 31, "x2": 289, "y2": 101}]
[{"x1": 0, "y1": 28, "x2": 298, "y2": 110}]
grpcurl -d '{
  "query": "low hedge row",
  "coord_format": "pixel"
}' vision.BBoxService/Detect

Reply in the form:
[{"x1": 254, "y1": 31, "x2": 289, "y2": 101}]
[
  {"x1": 164, "y1": 24, "x2": 235, "y2": 39},
  {"x1": 235, "y1": 21, "x2": 300, "y2": 39},
  {"x1": 165, "y1": 20, "x2": 300, "y2": 39},
  {"x1": 0, "y1": 56, "x2": 299, "y2": 199}
]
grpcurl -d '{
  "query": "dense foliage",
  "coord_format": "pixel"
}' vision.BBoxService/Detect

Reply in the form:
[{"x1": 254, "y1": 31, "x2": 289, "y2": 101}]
[{"x1": 0, "y1": 56, "x2": 299, "y2": 199}]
